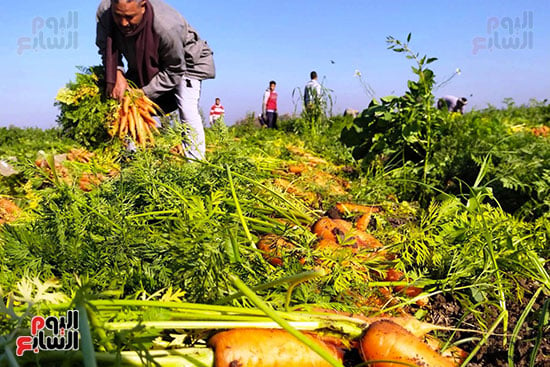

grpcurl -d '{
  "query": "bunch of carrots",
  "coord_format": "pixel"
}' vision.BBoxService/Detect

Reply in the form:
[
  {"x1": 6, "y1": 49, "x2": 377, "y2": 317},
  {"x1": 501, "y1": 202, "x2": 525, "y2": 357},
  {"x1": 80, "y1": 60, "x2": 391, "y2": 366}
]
[{"x1": 108, "y1": 88, "x2": 162, "y2": 147}]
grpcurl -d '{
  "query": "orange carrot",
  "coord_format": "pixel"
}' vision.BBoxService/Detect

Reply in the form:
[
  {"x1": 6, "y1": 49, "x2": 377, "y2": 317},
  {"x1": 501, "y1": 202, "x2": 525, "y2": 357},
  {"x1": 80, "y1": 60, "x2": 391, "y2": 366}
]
[
  {"x1": 135, "y1": 116, "x2": 146, "y2": 147},
  {"x1": 361, "y1": 316, "x2": 442, "y2": 339},
  {"x1": 312, "y1": 217, "x2": 383, "y2": 250},
  {"x1": 349, "y1": 230, "x2": 383, "y2": 249},
  {"x1": 122, "y1": 95, "x2": 131, "y2": 116},
  {"x1": 0, "y1": 198, "x2": 21, "y2": 225},
  {"x1": 288, "y1": 164, "x2": 307, "y2": 175},
  {"x1": 385, "y1": 269, "x2": 424, "y2": 299},
  {"x1": 128, "y1": 106, "x2": 137, "y2": 141},
  {"x1": 130, "y1": 104, "x2": 143, "y2": 145},
  {"x1": 208, "y1": 328, "x2": 344, "y2": 367},
  {"x1": 141, "y1": 112, "x2": 158, "y2": 128},
  {"x1": 312, "y1": 217, "x2": 341, "y2": 242},
  {"x1": 148, "y1": 122, "x2": 160, "y2": 134},
  {"x1": 315, "y1": 238, "x2": 340, "y2": 251},
  {"x1": 108, "y1": 114, "x2": 120, "y2": 137},
  {"x1": 332, "y1": 219, "x2": 353, "y2": 234},
  {"x1": 146, "y1": 103, "x2": 157, "y2": 115},
  {"x1": 143, "y1": 95, "x2": 161, "y2": 112},
  {"x1": 424, "y1": 335, "x2": 468, "y2": 366},
  {"x1": 142, "y1": 121, "x2": 155, "y2": 145},
  {"x1": 356, "y1": 213, "x2": 371, "y2": 231},
  {"x1": 257, "y1": 234, "x2": 295, "y2": 266},
  {"x1": 118, "y1": 113, "x2": 128, "y2": 140},
  {"x1": 359, "y1": 320, "x2": 456, "y2": 367}
]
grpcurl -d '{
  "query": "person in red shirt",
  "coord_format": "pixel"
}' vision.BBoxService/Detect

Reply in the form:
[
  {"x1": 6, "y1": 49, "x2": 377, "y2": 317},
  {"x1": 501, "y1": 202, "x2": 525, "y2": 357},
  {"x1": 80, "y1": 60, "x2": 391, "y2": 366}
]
[
  {"x1": 261, "y1": 81, "x2": 278, "y2": 128},
  {"x1": 209, "y1": 97, "x2": 225, "y2": 125}
]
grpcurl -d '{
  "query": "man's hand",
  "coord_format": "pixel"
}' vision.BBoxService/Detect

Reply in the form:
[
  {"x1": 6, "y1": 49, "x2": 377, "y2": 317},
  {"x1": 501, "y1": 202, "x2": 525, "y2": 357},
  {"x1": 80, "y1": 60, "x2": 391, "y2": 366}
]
[{"x1": 109, "y1": 69, "x2": 128, "y2": 101}]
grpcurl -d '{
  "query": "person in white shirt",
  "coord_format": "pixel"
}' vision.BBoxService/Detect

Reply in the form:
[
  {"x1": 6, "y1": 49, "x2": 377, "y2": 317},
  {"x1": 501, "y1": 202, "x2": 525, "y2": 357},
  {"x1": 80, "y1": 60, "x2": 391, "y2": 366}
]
[{"x1": 304, "y1": 71, "x2": 322, "y2": 109}]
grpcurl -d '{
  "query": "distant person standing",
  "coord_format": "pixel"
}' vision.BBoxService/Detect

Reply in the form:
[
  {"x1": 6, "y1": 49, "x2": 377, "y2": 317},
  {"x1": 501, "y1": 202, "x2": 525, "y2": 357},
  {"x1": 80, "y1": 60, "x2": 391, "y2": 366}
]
[
  {"x1": 209, "y1": 97, "x2": 225, "y2": 125},
  {"x1": 304, "y1": 71, "x2": 322, "y2": 109},
  {"x1": 261, "y1": 80, "x2": 278, "y2": 128},
  {"x1": 437, "y1": 95, "x2": 468, "y2": 114}
]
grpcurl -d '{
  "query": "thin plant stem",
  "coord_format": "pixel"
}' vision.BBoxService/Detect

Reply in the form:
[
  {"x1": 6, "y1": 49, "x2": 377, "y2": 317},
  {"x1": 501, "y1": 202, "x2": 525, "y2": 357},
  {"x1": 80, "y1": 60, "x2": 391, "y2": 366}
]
[
  {"x1": 460, "y1": 310, "x2": 508, "y2": 367},
  {"x1": 226, "y1": 165, "x2": 255, "y2": 248},
  {"x1": 229, "y1": 274, "x2": 345, "y2": 367},
  {"x1": 508, "y1": 288, "x2": 542, "y2": 366}
]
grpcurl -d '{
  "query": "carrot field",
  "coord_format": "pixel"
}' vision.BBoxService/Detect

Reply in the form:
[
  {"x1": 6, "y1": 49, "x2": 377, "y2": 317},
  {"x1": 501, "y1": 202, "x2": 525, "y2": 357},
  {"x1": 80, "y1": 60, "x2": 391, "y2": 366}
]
[{"x1": 1, "y1": 42, "x2": 549, "y2": 367}]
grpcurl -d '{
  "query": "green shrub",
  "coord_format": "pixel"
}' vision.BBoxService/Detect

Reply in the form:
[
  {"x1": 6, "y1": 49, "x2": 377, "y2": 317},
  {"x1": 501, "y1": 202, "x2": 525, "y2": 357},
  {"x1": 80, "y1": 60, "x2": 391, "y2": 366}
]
[{"x1": 55, "y1": 66, "x2": 117, "y2": 148}]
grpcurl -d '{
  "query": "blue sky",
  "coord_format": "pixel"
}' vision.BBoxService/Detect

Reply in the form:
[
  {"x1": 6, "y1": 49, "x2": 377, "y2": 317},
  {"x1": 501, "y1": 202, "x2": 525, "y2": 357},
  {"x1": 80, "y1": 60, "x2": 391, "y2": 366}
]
[{"x1": 0, "y1": 1, "x2": 548, "y2": 129}]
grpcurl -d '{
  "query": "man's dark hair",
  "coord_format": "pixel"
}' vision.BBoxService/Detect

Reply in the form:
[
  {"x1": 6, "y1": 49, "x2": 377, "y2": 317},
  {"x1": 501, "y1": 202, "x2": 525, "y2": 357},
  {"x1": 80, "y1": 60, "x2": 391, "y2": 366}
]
[
  {"x1": 457, "y1": 97, "x2": 468, "y2": 106},
  {"x1": 269, "y1": 80, "x2": 276, "y2": 86},
  {"x1": 310, "y1": 71, "x2": 317, "y2": 79}
]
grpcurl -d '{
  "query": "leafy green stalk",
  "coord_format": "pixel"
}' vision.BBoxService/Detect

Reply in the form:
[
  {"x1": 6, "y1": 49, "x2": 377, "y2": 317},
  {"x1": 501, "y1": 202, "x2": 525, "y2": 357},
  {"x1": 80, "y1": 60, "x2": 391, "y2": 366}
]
[
  {"x1": 226, "y1": 165, "x2": 255, "y2": 248},
  {"x1": 230, "y1": 274, "x2": 345, "y2": 367},
  {"x1": 507, "y1": 288, "x2": 542, "y2": 366}
]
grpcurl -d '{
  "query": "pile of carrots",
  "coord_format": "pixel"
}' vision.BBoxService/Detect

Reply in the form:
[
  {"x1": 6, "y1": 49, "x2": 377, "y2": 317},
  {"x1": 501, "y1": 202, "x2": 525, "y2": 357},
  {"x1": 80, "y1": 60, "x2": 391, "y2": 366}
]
[
  {"x1": 34, "y1": 149, "x2": 117, "y2": 192},
  {"x1": 108, "y1": 88, "x2": 161, "y2": 147},
  {"x1": 208, "y1": 321, "x2": 465, "y2": 367},
  {"x1": 257, "y1": 202, "x2": 384, "y2": 264},
  {"x1": 243, "y1": 202, "x2": 463, "y2": 366},
  {"x1": 0, "y1": 198, "x2": 21, "y2": 225},
  {"x1": 531, "y1": 125, "x2": 549, "y2": 137}
]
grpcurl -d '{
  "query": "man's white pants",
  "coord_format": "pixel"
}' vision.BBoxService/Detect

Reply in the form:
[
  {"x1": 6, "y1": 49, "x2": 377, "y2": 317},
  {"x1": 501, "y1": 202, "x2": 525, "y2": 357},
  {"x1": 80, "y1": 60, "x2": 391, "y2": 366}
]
[{"x1": 175, "y1": 78, "x2": 205, "y2": 160}]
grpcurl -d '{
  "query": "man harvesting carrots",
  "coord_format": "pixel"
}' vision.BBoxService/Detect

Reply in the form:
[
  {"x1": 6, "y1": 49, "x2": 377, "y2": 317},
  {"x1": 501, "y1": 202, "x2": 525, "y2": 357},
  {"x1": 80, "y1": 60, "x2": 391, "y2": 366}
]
[
  {"x1": 96, "y1": 0, "x2": 215, "y2": 159},
  {"x1": 437, "y1": 95, "x2": 467, "y2": 114}
]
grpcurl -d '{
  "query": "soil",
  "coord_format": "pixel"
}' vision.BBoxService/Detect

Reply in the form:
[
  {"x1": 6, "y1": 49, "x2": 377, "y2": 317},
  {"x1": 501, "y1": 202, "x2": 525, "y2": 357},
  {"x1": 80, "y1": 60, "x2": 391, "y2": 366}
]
[{"x1": 426, "y1": 279, "x2": 549, "y2": 367}]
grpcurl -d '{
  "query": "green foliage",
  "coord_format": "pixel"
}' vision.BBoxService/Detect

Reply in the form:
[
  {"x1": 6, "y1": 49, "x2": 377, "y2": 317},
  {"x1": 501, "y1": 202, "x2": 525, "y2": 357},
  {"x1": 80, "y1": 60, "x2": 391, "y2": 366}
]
[
  {"x1": 390, "y1": 192, "x2": 550, "y2": 329},
  {"x1": 0, "y1": 127, "x2": 76, "y2": 198},
  {"x1": 55, "y1": 66, "x2": 118, "y2": 148},
  {"x1": 340, "y1": 34, "x2": 550, "y2": 218},
  {"x1": 1, "y1": 154, "x2": 260, "y2": 302},
  {"x1": 291, "y1": 79, "x2": 334, "y2": 136},
  {"x1": 0, "y1": 127, "x2": 74, "y2": 161},
  {"x1": 341, "y1": 34, "x2": 443, "y2": 184},
  {"x1": 431, "y1": 104, "x2": 550, "y2": 219},
  {"x1": 1, "y1": 57, "x2": 549, "y2": 366}
]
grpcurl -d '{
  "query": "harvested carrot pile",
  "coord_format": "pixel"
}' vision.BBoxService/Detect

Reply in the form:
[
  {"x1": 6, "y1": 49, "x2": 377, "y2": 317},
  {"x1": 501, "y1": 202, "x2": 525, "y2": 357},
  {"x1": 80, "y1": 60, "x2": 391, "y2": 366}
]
[
  {"x1": 312, "y1": 216, "x2": 382, "y2": 250},
  {"x1": 531, "y1": 125, "x2": 549, "y2": 137},
  {"x1": 108, "y1": 88, "x2": 161, "y2": 147},
  {"x1": 67, "y1": 147, "x2": 95, "y2": 163},
  {"x1": 0, "y1": 198, "x2": 21, "y2": 224}
]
